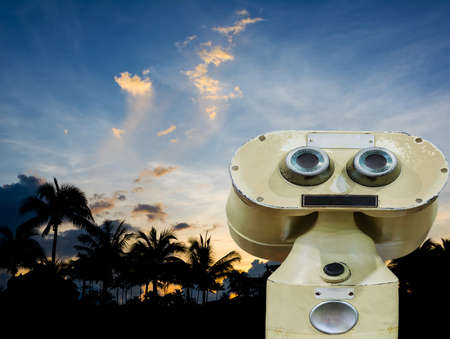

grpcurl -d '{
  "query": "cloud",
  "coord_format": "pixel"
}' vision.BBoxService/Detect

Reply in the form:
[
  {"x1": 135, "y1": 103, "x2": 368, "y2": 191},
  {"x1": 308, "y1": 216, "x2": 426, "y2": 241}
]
[
  {"x1": 236, "y1": 9, "x2": 249, "y2": 16},
  {"x1": 89, "y1": 199, "x2": 115, "y2": 215},
  {"x1": 0, "y1": 174, "x2": 45, "y2": 230},
  {"x1": 131, "y1": 203, "x2": 167, "y2": 222},
  {"x1": 114, "y1": 72, "x2": 152, "y2": 97},
  {"x1": 111, "y1": 127, "x2": 125, "y2": 139},
  {"x1": 134, "y1": 166, "x2": 177, "y2": 183},
  {"x1": 206, "y1": 106, "x2": 217, "y2": 120},
  {"x1": 182, "y1": 13, "x2": 263, "y2": 130},
  {"x1": 114, "y1": 191, "x2": 127, "y2": 201},
  {"x1": 142, "y1": 68, "x2": 150, "y2": 75},
  {"x1": 64, "y1": 129, "x2": 68, "y2": 135},
  {"x1": 132, "y1": 186, "x2": 144, "y2": 193},
  {"x1": 213, "y1": 15, "x2": 263, "y2": 42},
  {"x1": 157, "y1": 125, "x2": 176, "y2": 136},
  {"x1": 89, "y1": 191, "x2": 127, "y2": 216},
  {"x1": 173, "y1": 222, "x2": 191, "y2": 231},
  {"x1": 175, "y1": 35, "x2": 197, "y2": 49},
  {"x1": 204, "y1": 86, "x2": 243, "y2": 101},
  {"x1": 198, "y1": 46, "x2": 234, "y2": 66},
  {"x1": 170, "y1": 138, "x2": 178, "y2": 143}
]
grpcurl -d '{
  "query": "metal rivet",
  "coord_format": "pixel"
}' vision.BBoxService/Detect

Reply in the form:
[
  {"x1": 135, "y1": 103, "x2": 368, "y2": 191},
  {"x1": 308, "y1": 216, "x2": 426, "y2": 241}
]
[
  {"x1": 415, "y1": 137, "x2": 423, "y2": 143},
  {"x1": 256, "y1": 197, "x2": 264, "y2": 202},
  {"x1": 259, "y1": 135, "x2": 266, "y2": 141},
  {"x1": 416, "y1": 198, "x2": 423, "y2": 203},
  {"x1": 232, "y1": 165, "x2": 239, "y2": 171},
  {"x1": 441, "y1": 168, "x2": 448, "y2": 173}
]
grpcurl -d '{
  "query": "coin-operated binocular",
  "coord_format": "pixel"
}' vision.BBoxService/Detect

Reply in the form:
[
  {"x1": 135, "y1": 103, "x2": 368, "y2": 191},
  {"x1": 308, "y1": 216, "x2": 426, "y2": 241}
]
[{"x1": 226, "y1": 131, "x2": 448, "y2": 338}]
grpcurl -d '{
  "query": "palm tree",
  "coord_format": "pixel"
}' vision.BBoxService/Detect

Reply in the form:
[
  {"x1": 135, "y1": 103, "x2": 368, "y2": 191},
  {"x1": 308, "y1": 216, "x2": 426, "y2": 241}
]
[
  {"x1": 0, "y1": 224, "x2": 45, "y2": 276},
  {"x1": 19, "y1": 177, "x2": 95, "y2": 263},
  {"x1": 188, "y1": 232, "x2": 241, "y2": 304},
  {"x1": 74, "y1": 219, "x2": 133, "y2": 299},
  {"x1": 129, "y1": 227, "x2": 185, "y2": 300}
]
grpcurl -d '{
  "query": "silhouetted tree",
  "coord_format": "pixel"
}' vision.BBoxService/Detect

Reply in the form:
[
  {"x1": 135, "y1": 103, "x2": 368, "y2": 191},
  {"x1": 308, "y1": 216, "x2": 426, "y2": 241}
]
[
  {"x1": 129, "y1": 227, "x2": 185, "y2": 300},
  {"x1": 75, "y1": 220, "x2": 133, "y2": 300},
  {"x1": 188, "y1": 232, "x2": 241, "y2": 303},
  {"x1": 19, "y1": 178, "x2": 94, "y2": 263},
  {"x1": 0, "y1": 224, "x2": 45, "y2": 276}
]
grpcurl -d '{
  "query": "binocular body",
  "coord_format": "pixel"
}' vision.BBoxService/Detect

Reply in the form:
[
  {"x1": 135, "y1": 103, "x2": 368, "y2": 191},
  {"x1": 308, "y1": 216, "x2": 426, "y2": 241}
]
[{"x1": 226, "y1": 130, "x2": 448, "y2": 338}]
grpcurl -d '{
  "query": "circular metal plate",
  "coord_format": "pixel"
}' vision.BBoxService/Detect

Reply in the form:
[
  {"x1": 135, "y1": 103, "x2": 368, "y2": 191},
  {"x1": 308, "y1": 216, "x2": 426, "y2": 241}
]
[{"x1": 310, "y1": 300, "x2": 358, "y2": 334}]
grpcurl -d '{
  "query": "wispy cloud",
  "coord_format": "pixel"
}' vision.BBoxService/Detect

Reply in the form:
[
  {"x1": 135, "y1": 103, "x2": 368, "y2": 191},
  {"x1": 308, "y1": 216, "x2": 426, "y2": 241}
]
[
  {"x1": 213, "y1": 15, "x2": 263, "y2": 43},
  {"x1": 175, "y1": 34, "x2": 197, "y2": 49},
  {"x1": 182, "y1": 11, "x2": 263, "y2": 130},
  {"x1": 111, "y1": 127, "x2": 125, "y2": 138},
  {"x1": 134, "y1": 165, "x2": 177, "y2": 183},
  {"x1": 236, "y1": 9, "x2": 249, "y2": 16},
  {"x1": 157, "y1": 125, "x2": 176, "y2": 136},
  {"x1": 206, "y1": 106, "x2": 217, "y2": 120},
  {"x1": 198, "y1": 46, "x2": 234, "y2": 66}
]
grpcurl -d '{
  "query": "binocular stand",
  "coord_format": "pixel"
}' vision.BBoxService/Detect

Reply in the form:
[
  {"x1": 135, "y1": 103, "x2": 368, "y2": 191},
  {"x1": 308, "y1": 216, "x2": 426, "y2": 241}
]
[{"x1": 266, "y1": 212, "x2": 398, "y2": 338}]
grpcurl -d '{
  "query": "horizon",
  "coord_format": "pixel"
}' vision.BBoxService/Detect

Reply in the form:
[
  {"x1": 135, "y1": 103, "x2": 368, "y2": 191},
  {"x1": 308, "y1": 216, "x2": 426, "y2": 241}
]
[{"x1": 2, "y1": 1, "x2": 450, "y2": 273}]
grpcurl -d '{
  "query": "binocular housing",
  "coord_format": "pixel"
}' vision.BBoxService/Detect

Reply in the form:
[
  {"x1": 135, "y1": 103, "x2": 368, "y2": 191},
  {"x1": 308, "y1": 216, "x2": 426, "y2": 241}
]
[
  {"x1": 227, "y1": 130, "x2": 448, "y2": 262},
  {"x1": 226, "y1": 130, "x2": 448, "y2": 338}
]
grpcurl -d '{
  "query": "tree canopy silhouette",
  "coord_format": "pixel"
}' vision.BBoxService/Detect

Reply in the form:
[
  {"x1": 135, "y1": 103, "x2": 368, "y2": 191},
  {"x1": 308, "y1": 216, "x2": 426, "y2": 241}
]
[
  {"x1": 129, "y1": 227, "x2": 185, "y2": 299},
  {"x1": 0, "y1": 223, "x2": 45, "y2": 276},
  {"x1": 19, "y1": 178, "x2": 94, "y2": 263},
  {"x1": 74, "y1": 219, "x2": 133, "y2": 300},
  {"x1": 188, "y1": 232, "x2": 241, "y2": 304}
]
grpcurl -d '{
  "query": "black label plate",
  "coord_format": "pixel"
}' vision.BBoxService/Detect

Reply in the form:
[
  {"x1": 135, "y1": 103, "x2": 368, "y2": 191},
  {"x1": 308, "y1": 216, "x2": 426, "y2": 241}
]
[{"x1": 302, "y1": 195, "x2": 378, "y2": 208}]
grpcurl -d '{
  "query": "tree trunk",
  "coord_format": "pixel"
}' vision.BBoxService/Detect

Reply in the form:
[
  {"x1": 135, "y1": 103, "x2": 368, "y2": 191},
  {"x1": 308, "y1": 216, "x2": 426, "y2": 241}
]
[
  {"x1": 152, "y1": 279, "x2": 158, "y2": 299},
  {"x1": 51, "y1": 224, "x2": 58, "y2": 263}
]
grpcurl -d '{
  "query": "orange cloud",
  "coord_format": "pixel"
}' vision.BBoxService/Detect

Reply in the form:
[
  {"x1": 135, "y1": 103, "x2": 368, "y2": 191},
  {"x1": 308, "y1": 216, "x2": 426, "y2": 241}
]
[
  {"x1": 114, "y1": 71, "x2": 152, "y2": 96},
  {"x1": 206, "y1": 106, "x2": 217, "y2": 120},
  {"x1": 135, "y1": 166, "x2": 177, "y2": 183},
  {"x1": 157, "y1": 125, "x2": 177, "y2": 136},
  {"x1": 112, "y1": 127, "x2": 125, "y2": 138},
  {"x1": 205, "y1": 86, "x2": 243, "y2": 101},
  {"x1": 213, "y1": 16, "x2": 263, "y2": 40},
  {"x1": 198, "y1": 46, "x2": 234, "y2": 66}
]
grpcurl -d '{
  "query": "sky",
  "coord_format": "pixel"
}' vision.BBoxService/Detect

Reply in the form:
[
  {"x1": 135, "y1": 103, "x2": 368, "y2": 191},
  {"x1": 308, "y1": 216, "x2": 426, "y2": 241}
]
[{"x1": 1, "y1": 0, "x2": 450, "y2": 270}]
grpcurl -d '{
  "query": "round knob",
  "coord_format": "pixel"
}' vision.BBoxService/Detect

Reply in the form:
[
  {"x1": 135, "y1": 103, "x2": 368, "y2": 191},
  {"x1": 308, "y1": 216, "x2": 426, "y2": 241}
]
[{"x1": 323, "y1": 262, "x2": 345, "y2": 277}]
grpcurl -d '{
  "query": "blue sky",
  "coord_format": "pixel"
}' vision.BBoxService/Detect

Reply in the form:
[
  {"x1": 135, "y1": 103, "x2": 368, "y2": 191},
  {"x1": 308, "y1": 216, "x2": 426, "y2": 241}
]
[{"x1": 2, "y1": 1, "x2": 450, "y2": 268}]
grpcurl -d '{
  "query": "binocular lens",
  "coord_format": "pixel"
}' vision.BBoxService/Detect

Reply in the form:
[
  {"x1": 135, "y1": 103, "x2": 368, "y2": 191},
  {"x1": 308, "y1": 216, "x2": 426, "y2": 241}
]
[
  {"x1": 296, "y1": 153, "x2": 319, "y2": 169},
  {"x1": 280, "y1": 147, "x2": 333, "y2": 186},
  {"x1": 355, "y1": 148, "x2": 396, "y2": 177},
  {"x1": 347, "y1": 147, "x2": 400, "y2": 186},
  {"x1": 364, "y1": 153, "x2": 387, "y2": 170}
]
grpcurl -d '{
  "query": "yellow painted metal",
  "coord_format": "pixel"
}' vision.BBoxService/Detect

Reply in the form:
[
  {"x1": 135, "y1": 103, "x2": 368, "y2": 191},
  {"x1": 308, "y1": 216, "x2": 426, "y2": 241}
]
[
  {"x1": 226, "y1": 130, "x2": 448, "y2": 261},
  {"x1": 225, "y1": 130, "x2": 448, "y2": 338}
]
